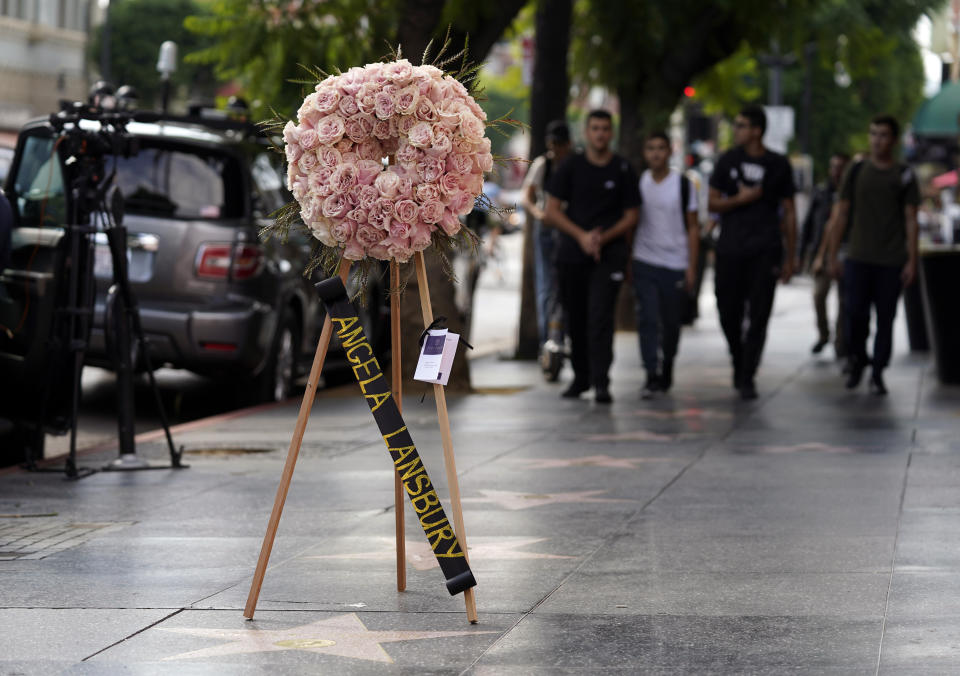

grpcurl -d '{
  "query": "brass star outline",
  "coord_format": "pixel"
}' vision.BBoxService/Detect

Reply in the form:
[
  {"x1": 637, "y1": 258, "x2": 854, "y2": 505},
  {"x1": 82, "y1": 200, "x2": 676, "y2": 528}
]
[
  {"x1": 160, "y1": 613, "x2": 495, "y2": 663},
  {"x1": 514, "y1": 454, "x2": 674, "y2": 469}
]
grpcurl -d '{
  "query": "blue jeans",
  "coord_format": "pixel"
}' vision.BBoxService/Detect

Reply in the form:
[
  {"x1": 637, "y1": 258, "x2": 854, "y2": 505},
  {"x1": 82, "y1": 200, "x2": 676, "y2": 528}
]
[
  {"x1": 632, "y1": 260, "x2": 686, "y2": 374},
  {"x1": 533, "y1": 220, "x2": 558, "y2": 345}
]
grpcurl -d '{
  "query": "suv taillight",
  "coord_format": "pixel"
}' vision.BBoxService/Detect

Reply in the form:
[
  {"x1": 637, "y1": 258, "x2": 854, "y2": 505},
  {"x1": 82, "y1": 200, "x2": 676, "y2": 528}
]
[{"x1": 196, "y1": 243, "x2": 263, "y2": 280}]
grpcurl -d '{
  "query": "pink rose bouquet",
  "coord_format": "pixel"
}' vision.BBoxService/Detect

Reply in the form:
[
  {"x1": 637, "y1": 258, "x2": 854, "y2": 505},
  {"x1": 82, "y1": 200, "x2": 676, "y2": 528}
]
[{"x1": 284, "y1": 58, "x2": 491, "y2": 263}]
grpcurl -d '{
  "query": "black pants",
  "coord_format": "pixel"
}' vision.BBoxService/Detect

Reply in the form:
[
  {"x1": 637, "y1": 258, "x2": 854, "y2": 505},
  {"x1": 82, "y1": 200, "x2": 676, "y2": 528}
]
[
  {"x1": 556, "y1": 259, "x2": 624, "y2": 389},
  {"x1": 714, "y1": 251, "x2": 780, "y2": 383},
  {"x1": 844, "y1": 259, "x2": 902, "y2": 370}
]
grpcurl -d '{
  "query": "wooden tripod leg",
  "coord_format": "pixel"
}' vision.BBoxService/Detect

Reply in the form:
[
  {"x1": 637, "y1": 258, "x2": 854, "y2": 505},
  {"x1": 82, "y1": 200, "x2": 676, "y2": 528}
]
[
  {"x1": 390, "y1": 260, "x2": 406, "y2": 592},
  {"x1": 413, "y1": 252, "x2": 478, "y2": 623},
  {"x1": 243, "y1": 259, "x2": 351, "y2": 620}
]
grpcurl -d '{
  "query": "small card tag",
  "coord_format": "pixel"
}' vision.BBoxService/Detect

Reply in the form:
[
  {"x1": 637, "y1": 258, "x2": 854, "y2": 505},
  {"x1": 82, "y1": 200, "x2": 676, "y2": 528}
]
[{"x1": 414, "y1": 329, "x2": 460, "y2": 386}]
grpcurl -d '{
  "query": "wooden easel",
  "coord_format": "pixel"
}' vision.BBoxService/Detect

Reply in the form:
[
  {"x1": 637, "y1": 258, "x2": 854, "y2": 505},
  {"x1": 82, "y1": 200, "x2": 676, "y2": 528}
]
[{"x1": 243, "y1": 251, "x2": 476, "y2": 623}]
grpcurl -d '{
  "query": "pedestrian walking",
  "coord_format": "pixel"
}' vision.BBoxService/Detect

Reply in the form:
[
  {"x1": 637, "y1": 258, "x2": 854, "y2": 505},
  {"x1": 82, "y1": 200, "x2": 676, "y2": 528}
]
[
  {"x1": 801, "y1": 152, "x2": 850, "y2": 357},
  {"x1": 708, "y1": 105, "x2": 797, "y2": 400},
  {"x1": 826, "y1": 114, "x2": 919, "y2": 395},
  {"x1": 545, "y1": 110, "x2": 641, "y2": 403},
  {"x1": 522, "y1": 120, "x2": 572, "y2": 379},
  {"x1": 631, "y1": 131, "x2": 700, "y2": 398}
]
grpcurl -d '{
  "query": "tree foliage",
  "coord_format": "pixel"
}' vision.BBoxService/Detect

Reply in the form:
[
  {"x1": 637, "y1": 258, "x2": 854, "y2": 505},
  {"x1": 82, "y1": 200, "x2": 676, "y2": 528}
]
[
  {"x1": 88, "y1": 0, "x2": 217, "y2": 108},
  {"x1": 184, "y1": 0, "x2": 527, "y2": 118}
]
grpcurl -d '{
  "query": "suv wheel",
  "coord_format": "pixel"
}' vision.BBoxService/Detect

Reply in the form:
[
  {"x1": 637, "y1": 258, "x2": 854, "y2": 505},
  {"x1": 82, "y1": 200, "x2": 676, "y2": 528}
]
[{"x1": 255, "y1": 311, "x2": 300, "y2": 403}]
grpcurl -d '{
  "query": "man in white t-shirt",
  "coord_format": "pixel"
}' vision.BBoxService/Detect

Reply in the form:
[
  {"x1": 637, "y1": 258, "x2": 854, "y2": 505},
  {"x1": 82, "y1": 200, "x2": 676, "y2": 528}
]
[{"x1": 632, "y1": 131, "x2": 700, "y2": 398}]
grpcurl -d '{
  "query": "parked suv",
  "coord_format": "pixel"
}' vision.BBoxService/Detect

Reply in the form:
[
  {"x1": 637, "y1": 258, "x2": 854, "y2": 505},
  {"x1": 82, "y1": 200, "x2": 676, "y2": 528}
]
[{"x1": 0, "y1": 108, "x2": 387, "y2": 463}]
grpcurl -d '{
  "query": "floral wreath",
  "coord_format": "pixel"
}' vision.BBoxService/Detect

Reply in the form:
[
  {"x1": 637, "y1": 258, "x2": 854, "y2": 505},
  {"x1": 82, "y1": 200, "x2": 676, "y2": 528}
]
[{"x1": 262, "y1": 40, "x2": 516, "y2": 282}]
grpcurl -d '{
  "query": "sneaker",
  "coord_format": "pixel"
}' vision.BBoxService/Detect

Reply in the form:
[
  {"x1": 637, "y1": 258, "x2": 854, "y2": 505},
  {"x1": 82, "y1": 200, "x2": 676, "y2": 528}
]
[
  {"x1": 641, "y1": 377, "x2": 659, "y2": 400},
  {"x1": 739, "y1": 379, "x2": 758, "y2": 400},
  {"x1": 811, "y1": 338, "x2": 829, "y2": 354},
  {"x1": 845, "y1": 358, "x2": 866, "y2": 389},
  {"x1": 562, "y1": 382, "x2": 590, "y2": 399},
  {"x1": 595, "y1": 386, "x2": 613, "y2": 404},
  {"x1": 869, "y1": 369, "x2": 888, "y2": 396}
]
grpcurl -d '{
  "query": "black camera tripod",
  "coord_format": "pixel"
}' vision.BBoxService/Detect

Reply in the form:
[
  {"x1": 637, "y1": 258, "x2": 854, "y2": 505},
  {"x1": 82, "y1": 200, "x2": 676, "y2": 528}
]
[{"x1": 28, "y1": 104, "x2": 186, "y2": 478}]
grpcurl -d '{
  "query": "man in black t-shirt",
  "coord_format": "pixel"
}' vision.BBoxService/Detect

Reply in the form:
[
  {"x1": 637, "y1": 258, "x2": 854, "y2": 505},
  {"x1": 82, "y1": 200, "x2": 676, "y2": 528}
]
[
  {"x1": 545, "y1": 110, "x2": 641, "y2": 403},
  {"x1": 708, "y1": 105, "x2": 797, "y2": 400}
]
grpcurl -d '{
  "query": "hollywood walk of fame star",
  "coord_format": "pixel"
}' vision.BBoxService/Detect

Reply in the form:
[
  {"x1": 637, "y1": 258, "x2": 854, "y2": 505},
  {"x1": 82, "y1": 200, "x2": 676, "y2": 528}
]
[
  {"x1": 514, "y1": 454, "x2": 674, "y2": 469},
  {"x1": 161, "y1": 613, "x2": 496, "y2": 663},
  {"x1": 307, "y1": 536, "x2": 575, "y2": 571},
  {"x1": 462, "y1": 489, "x2": 634, "y2": 511}
]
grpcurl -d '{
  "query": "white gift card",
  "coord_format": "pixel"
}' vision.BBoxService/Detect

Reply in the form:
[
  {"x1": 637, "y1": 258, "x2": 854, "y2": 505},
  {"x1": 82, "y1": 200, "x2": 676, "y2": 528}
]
[{"x1": 414, "y1": 329, "x2": 460, "y2": 386}]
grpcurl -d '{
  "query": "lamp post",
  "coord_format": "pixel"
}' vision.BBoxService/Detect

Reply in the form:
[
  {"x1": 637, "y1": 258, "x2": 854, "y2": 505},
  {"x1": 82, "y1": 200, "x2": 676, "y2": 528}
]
[{"x1": 157, "y1": 41, "x2": 177, "y2": 113}]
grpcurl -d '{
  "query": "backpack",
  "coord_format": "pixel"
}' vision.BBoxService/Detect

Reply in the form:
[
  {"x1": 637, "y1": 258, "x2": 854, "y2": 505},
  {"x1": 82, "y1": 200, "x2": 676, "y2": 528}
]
[{"x1": 679, "y1": 173, "x2": 691, "y2": 231}]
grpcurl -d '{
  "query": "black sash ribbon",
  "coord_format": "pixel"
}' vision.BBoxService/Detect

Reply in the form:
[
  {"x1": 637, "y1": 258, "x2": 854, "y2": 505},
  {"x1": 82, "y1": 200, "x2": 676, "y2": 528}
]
[{"x1": 315, "y1": 277, "x2": 477, "y2": 596}]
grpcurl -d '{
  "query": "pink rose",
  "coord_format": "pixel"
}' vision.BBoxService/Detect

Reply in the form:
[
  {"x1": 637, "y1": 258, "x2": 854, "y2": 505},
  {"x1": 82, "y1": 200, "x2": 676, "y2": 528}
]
[
  {"x1": 357, "y1": 223, "x2": 387, "y2": 248},
  {"x1": 382, "y1": 235, "x2": 413, "y2": 263},
  {"x1": 338, "y1": 68, "x2": 364, "y2": 97},
  {"x1": 337, "y1": 95, "x2": 360, "y2": 117},
  {"x1": 397, "y1": 176, "x2": 413, "y2": 199},
  {"x1": 468, "y1": 98, "x2": 487, "y2": 121},
  {"x1": 358, "y1": 185, "x2": 379, "y2": 209},
  {"x1": 285, "y1": 143, "x2": 303, "y2": 164},
  {"x1": 297, "y1": 152, "x2": 318, "y2": 174},
  {"x1": 374, "y1": 91, "x2": 396, "y2": 120},
  {"x1": 439, "y1": 172, "x2": 461, "y2": 196},
  {"x1": 427, "y1": 130, "x2": 452, "y2": 157},
  {"x1": 347, "y1": 207, "x2": 368, "y2": 224},
  {"x1": 478, "y1": 137, "x2": 492, "y2": 154},
  {"x1": 315, "y1": 114, "x2": 346, "y2": 145},
  {"x1": 440, "y1": 209, "x2": 462, "y2": 236},
  {"x1": 372, "y1": 118, "x2": 396, "y2": 141},
  {"x1": 347, "y1": 184, "x2": 365, "y2": 206},
  {"x1": 332, "y1": 218, "x2": 358, "y2": 244},
  {"x1": 314, "y1": 87, "x2": 340, "y2": 114},
  {"x1": 356, "y1": 83, "x2": 379, "y2": 116},
  {"x1": 344, "y1": 116, "x2": 369, "y2": 144},
  {"x1": 322, "y1": 193, "x2": 350, "y2": 218},
  {"x1": 300, "y1": 195, "x2": 322, "y2": 223},
  {"x1": 446, "y1": 153, "x2": 474, "y2": 175},
  {"x1": 308, "y1": 167, "x2": 334, "y2": 193},
  {"x1": 298, "y1": 128, "x2": 320, "y2": 151},
  {"x1": 448, "y1": 190, "x2": 474, "y2": 216},
  {"x1": 425, "y1": 79, "x2": 445, "y2": 104},
  {"x1": 459, "y1": 111, "x2": 485, "y2": 143},
  {"x1": 310, "y1": 218, "x2": 337, "y2": 247},
  {"x1": 356, "y1": 138, "x2": 384, "y2": 162},
  {"x1": 369, "y1": 197, "x2": 395, "y2": 230},
  {"x1": 460, "y1": 172, "x2": 484, "y2": 196},
  {"x1": 414, "y1": 97, "x2": 437, "y2": 123},
  {"x1": 397, "y1": 115, "x2": 418, "y2": 135},
  {"x1": 343, "y1": 241, "x2": 365, "y2": 261},
  {"x1": 283, "y1": 121, "x2": 301, "y2": 146},
  {"x1": 395, "y1": 142, "x2": 420, "y2": 166},
  {"x1": 395, "y1": 84, "x2": 419, "y2": 115},
  {"x1": 317, "y1": 146, "x2": 342, "y2": 169},
  {"x1": 415, "y1": 156, "x2": 445, "y2": 183},
  {"x1": 335, "y1": 137, "x2": 354, "y2": 154},
  {"x1": 389, "y1": 219, "x2": 411, "y2": 239},
  {"x1": 452, "y1": 136, "x2": 476, "y2": 154},
  {"x1": 477, "y1": 152, "x2": 494, "y2": 173},
  {"x1": 298, "y1": 93, "x2": 321, "y2": 126},
  {"x1": 374, "y1": 171, "x2": 401, "y2": 198},
  {"x1": 355, "y1": 159, "x2": 382, "y2": 185},
  {"x1": 394, "y1": 199, "x2": 419, "y2": 224},
  {"x1": 446, "y1": 77, "x2": 469, "y2": 99},
  {"x1": 330, "y1": 164, "x2": 358, "y2": 194},
  {"x1": 409, "y1": 222, "x2": 433, "y2": 250},
  {"x1": 419, "y1": 199, "x2": 444, "y2": 224},
  {"x1": 416, "y1": 183, "x2": 440, "y2": 203},
  {"x1": 407, "y1": 121, "x2": 434, "y2": 149},
  {"x1": 386, "y1": 59, "x2": 414, "y2": 85}
]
